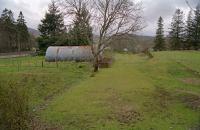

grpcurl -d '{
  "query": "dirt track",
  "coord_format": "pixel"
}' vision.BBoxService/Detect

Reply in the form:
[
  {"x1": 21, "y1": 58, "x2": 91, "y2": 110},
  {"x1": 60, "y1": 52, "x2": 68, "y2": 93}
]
[{"x1": 0, "y1": 51, "x2": 33, "y2": 58}]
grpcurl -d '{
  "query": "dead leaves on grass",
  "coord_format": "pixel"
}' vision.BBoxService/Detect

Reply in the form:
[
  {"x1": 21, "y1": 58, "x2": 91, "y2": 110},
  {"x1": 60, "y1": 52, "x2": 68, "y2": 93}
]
[
  {"x1": 153, "y1": 87, "x2": 173, "y2": 109},
  {"x1": 181, "y1": 78, "x2": 200, "y2": 86},
  {"x1": 106, "y1": 88, "x2": 143, "y2": 126},
  {"x1": 113, "y1": 105, "x2": 142, "y2": 125},
  {"x1": 30, "y1": 118, "x2": 62, "y2": 130},
  {"x1": 145, "y1": 86, "x2": 200, "y2": 112},
  {"x1": 179, "y1": 92, "x2": 200, "y2": 111}
]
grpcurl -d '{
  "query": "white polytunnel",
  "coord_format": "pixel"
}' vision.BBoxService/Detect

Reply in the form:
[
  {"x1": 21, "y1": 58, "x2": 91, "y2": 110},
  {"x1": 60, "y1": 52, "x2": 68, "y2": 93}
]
[{"x1": 45, "y1": 46, "x2": 94, "y2": 62}]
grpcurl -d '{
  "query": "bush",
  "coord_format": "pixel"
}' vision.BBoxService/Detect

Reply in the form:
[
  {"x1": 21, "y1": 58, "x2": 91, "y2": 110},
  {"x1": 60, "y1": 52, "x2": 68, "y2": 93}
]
[{"x1": 0, "y1": 81, "x2": 31, "y2": 130}]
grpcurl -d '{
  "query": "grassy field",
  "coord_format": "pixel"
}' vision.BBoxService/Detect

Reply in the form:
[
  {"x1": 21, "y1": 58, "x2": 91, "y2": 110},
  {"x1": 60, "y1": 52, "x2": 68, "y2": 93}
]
[
  {"x1": 0, "y1": 57, "x2": 92, "y2": 108},
  {"x1": 0, "y1": 51, "x2": 200, "y2": 130},
  {"x1": 39, "y1": 51, "x2": 199, "y2": 130}
]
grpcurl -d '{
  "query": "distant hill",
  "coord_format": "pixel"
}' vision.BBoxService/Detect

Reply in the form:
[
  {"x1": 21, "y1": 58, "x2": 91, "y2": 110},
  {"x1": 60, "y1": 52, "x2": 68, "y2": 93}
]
[
  {"x1": 27, "y1": 30, "x2": 155, "y2": 52},
  {"x1": 28, "y1": 28, "x2": 40, "y2": 37},
  {"x1": 110, "y1": 34, "x2": 155, "y2": 53}
]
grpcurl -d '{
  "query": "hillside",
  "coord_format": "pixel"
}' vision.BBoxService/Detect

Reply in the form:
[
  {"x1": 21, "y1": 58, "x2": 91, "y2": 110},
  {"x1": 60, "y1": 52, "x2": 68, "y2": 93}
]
[
  {"x1": 93, "y1": 34, "x2": 155, "y2": 53},
  {"x1": 28, "y1": 28, "x2": 40, "y2": 37},
  {"x1": 110, "y1": 34, "x2": 155, "y2": 52}
]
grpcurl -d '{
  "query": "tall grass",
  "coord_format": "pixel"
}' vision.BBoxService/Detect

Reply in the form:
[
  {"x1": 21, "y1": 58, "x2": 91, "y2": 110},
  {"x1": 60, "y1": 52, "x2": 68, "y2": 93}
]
[{"x1": 0, "y1": 81, "x2": 31, "y2": 130}]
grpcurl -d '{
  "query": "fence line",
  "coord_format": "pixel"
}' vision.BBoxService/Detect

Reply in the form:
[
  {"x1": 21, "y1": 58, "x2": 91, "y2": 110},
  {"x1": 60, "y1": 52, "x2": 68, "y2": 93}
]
[{"x1": 0, "y1": 59, "x2": 67, "y2": 70}]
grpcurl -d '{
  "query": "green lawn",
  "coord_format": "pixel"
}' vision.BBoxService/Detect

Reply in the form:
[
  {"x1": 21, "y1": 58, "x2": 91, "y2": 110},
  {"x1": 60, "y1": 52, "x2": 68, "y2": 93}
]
[
  {"x1": 40, "y1": 51, "x2": 200, "y2": 130},
  {"x1": 0, "y1": 51, "x2": 199, "y2": 130}
]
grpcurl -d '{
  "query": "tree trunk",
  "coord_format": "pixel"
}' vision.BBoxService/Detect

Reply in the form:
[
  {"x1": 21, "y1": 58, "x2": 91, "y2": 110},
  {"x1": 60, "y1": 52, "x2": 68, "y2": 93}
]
[
  {"x1": 93, "y1": 56, "x2": 99, "y2": 72},
  {"x1": 17, "y1": 33, "x2": 21, "y2": 52}
]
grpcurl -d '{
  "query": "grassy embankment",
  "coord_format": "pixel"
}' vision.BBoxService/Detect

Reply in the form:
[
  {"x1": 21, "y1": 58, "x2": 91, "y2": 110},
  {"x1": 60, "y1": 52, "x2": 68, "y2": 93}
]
[{"x1": 0, "y1": 57, "x2": 92, "y2": 108}]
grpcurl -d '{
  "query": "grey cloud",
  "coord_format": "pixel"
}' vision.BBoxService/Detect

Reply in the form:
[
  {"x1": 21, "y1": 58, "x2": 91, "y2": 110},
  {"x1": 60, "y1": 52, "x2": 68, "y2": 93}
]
[
  {"x1": 0, "y1": 0, "x2": 50, "y2": 29},
  {"x1": 140, "y1": 0, "x2": 199, "y2": 36},
  {"x1": 0, "y1": 0, "x2": 200, "y2": 35}
]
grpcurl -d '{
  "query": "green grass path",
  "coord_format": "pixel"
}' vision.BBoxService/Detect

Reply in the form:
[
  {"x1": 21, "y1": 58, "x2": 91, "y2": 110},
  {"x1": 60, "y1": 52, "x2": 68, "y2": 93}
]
[{"x1": 41, "y1": 52, "x2": 200, "y2": 130}]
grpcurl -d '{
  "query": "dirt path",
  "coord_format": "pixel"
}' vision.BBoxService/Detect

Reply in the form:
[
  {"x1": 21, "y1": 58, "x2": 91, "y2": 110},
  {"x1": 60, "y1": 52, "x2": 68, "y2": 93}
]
[{"x1": 0, "y1": 51, "x2": 33, "y2": 58}]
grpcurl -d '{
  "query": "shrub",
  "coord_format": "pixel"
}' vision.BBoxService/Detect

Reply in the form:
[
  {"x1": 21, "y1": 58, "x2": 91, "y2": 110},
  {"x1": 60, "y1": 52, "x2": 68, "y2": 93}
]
[{"x1": 0, "y1": 81, "x2": 31, "y2": 130}]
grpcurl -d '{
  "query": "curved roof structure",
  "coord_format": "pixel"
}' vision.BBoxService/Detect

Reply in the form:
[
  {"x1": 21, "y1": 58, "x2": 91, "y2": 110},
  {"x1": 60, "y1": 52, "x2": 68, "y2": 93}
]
[{"x1": 45, "y1": 46, "x2": 93, "y2": 62}]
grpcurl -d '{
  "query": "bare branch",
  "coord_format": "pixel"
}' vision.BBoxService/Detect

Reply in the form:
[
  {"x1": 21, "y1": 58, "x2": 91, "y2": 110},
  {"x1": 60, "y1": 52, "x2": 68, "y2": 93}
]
[{"x1": 185, "y1": 0, "x2": 194, "y2": 11}]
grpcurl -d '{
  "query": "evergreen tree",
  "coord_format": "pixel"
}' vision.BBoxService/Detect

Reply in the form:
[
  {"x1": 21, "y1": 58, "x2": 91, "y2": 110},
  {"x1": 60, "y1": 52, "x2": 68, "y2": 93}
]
[
  {"x1": 154, "y1": 16, "x2": 165, "y2": 51},
  {"x1": 0, "y1": 9, "x2": 31, "y2": 53},
  {"x1": 0, "y1": 8, "x2": 15, "y2": 24},
  {"x1": 0, "y1": 8, "x2": 9, "y2": 22},
  {"x1": 169, "y1": 9, "x2": 185, "y2": 50},
  {"x1": 38, "y1": 0, "x2": 65, "y2": 38},
  {"x1": 17, "y1": 11, "x2": 26, "y2": 25},
  {"x1": 8, "y1": 10, "x2": 15, "y2": 23},
  {"x1": 0, "y1": 9, "x2": 18, "y2": 52},
  {"x1": 37, "y1": 0, "x2": 65, "y2": 53},
  {"x1": 185, "y1": 10, "x2": 194, "y2": 49},
  {"x1": 192, "y1": 3, "x2": 200, "y2": 49},
  {"x1": 16, "y1": 11, "x2": 30, "y2": 51},
  {"x1": 69, "y1": 4, "x2": 93, "y2": 45}
]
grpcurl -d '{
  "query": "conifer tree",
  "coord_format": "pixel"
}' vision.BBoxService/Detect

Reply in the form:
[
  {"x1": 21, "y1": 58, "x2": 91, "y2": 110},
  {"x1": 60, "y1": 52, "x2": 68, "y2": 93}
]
[
  {"x1": 38, "y1": 0, "x2": 65, "y2": 38},
  {"x1": 0, "y1": 9, "x2": 31, "y2": 52},
  {"x1": 0, "y1": 8, "x2": 15, "y2": 24},
  {"x1": 69, "y1": 3, "x2": 93, "y2": 45},
  {"x1": 38, "y1": 0, "x2": 65, "y2": 53},
  {"x1": 0, "y1": 9, "x2": 17, "y2": 52},
  {"x1": 16, "y1": 11, "x2": 30, "y2": 51},
  {"x1": 169, "y1": 9, "x2": 185, "y2": 50},
  {"x1": 17, "y1": 11, "x2": 26, "y2": 25},
  {"x1": 0, "y1": 8, "x2": 9, "y2": 22},
  {"x1": 192, "y1": 3, "x2": 200, "y2": 49},
  {"x1": 154, "y1": 16, "x2": 165, "y2": 51},
  {"x1": 185, "y1": 10, "x2": 194, "y2": 49}
]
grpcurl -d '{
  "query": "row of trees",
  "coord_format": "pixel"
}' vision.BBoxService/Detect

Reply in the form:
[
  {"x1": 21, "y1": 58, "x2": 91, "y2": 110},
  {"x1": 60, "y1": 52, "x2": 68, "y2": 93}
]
[
  {"x1": 0, "y1": 9, "x2": 31, "y2": 53},
  {"x1": 154, "y1": 3, "x2": 200, "y2": 51},
  {"x1": 37, "y1": 1, "x2": 93, "y2": 53}
]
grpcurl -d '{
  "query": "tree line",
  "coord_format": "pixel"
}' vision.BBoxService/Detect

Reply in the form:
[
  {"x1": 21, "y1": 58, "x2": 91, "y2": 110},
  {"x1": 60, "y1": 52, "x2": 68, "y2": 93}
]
[
  {"x1": 154, "y1": 3, "x2": 200, "y2": 51},
  {"x1": 37, "y1": 1, "x2": 93, "y2": 54},
  {"x1": 0, "y1": 9, "x2": 31, "y2": 53}
]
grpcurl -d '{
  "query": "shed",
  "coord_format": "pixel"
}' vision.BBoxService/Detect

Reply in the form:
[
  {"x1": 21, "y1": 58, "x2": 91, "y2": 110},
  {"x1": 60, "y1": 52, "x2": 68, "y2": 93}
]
[{"x1": 45, "y1": 46, "x2": 94, "y2": 62}]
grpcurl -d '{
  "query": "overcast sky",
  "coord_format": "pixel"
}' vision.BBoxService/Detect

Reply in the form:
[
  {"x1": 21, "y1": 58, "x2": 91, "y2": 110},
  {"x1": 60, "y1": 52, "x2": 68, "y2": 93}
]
[{"x1": 0, "y1": 0, "x2": 199, "y2": 36}]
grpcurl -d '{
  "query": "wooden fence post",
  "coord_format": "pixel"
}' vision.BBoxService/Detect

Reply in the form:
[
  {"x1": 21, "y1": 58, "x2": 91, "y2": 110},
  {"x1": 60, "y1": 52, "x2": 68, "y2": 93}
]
[
  {"x1": 17, "y1": 61, "x2": 20, "y2": 72},
  {"x1": 56, "y1": 61, "x2": 58, "y2": 68}
]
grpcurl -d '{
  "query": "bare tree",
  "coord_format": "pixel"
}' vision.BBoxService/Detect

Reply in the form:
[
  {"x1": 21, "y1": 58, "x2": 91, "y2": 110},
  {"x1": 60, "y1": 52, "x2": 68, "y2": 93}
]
[
  {"x1": 59, "y1": 0, "x2": 144, "y2": 72},
  {"x1": 92, "y1": 0, "x2": 144, "y2": 71},
  {"x1": 58, "y1": 0, "x2": 91, "y2": 24}
]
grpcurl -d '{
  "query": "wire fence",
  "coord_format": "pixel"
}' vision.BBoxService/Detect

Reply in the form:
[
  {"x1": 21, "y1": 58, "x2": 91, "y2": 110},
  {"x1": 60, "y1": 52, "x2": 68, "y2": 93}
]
[{"x1": 0, "y1": 57, "x2": 78, "y2": 73}]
